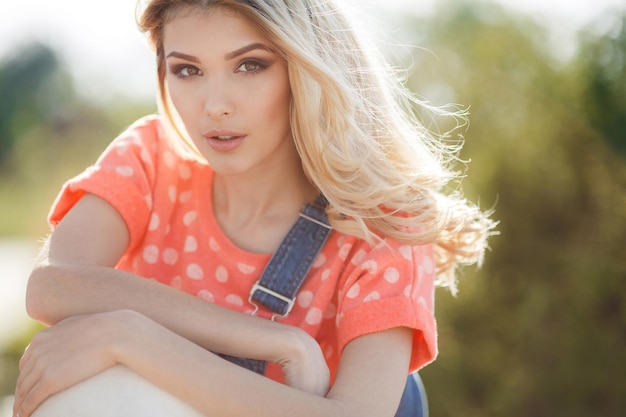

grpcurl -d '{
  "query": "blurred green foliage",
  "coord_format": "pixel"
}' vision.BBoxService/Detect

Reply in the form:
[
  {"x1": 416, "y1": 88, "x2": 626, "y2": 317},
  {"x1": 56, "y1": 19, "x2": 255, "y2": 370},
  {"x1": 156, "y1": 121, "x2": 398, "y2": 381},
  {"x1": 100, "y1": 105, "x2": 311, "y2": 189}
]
[
  {"x1": 0, "y1": 43, "x2": 156, "y2": 236},
  {"x1": 579, "y1": 15, "x2": 626, "y2": 156},
  {"x1": 0, "y1": 323, "x2": 45, "y2": 397},
  {"x1": 1, "y1": 1, "x2": 625, "y2": 416},
  {"x1": 0, "y1": 43, "x2": 70, "y2": 167},
  {"x1": 403, "y1": 2, "x2": 626, "y2": 417}
]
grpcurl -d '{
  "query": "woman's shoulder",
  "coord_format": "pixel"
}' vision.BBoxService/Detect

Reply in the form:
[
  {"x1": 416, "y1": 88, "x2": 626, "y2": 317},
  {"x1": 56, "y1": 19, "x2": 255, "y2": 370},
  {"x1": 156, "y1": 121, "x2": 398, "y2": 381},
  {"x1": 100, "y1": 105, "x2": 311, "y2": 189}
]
[
  {"x1": 120, "y1": 114, "x2": 168, "y2": 146},
  {"x1": 114, "y1": 115, "x2": 202, "y2": 165},
  {"x1": 324, "y1": 230, "x2": 433, "y2": 274},
  {"x1": 129, "y1": 113, "x2": 163, "y2": 127}
]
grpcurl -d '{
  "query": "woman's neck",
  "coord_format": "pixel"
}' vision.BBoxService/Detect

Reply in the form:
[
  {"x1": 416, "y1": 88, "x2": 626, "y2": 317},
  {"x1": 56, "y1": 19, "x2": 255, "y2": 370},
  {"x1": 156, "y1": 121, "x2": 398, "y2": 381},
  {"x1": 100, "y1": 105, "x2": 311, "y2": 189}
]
[{"x1": 211, "y1": 167, "x2": 318, "y2": 254}]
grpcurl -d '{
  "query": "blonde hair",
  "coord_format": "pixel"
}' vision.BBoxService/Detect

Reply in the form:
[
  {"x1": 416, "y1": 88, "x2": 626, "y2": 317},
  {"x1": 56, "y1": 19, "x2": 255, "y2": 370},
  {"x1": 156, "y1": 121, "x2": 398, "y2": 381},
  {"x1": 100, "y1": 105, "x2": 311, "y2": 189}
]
[{"x1": 137, "y1": 0, "x2": 497, "y2": 294}]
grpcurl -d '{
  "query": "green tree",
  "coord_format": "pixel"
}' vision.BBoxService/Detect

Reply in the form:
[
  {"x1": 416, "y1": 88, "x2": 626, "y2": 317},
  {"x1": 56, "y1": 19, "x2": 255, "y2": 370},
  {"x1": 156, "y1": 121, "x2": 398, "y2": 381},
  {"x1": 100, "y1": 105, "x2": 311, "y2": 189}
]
[
  {"x1": 0, "y1": 43, "x2": 73, "y2": 167},
  {"x1": 579, "y1": 15, "x2": 626, "y2": 156}
]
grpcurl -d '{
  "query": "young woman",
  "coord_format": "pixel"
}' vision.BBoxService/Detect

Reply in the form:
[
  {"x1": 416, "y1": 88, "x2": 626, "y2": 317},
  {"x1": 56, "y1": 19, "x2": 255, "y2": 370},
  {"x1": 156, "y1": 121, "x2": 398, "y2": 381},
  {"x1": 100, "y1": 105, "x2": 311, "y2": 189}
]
[{"x1": 13, "y1": 1, "x2": 495, "y2": 416}]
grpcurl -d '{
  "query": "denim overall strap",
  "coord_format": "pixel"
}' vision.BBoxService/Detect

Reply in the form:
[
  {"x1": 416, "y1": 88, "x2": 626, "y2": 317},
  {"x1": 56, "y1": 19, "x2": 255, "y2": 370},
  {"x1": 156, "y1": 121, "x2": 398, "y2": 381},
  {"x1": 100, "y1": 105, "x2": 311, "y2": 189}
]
[
  {"x1": 249, "y1": 194, "x2": 332, "y2": 317},
  {"x1": 217, "y1": 353, "x2": 268, "y2": 375},
  {"x1": 218, "y1": 195, "x2": 331, "y2": 375}
]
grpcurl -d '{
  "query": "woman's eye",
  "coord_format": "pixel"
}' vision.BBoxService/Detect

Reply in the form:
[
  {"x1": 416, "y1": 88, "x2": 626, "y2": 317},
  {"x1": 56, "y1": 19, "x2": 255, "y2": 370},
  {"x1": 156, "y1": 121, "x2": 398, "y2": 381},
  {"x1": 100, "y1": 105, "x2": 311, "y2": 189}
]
[
  {"x1": 171, "y1": 65, "x2": 202, "y2": 78},
  {"x1": 236, "y1": 60, "x2": 268, "y2": 74}
]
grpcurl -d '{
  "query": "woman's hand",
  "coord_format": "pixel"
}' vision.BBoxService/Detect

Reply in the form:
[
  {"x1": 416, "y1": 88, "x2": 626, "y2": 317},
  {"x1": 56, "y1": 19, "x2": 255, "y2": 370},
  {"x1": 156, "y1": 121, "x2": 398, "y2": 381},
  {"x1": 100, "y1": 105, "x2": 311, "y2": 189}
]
[
  {"x1": 273, "y1": 327, "x2": 330, "y2": 397},
  {"x1": 12, "y1": 311, "x2": 132, "y2": 417}
]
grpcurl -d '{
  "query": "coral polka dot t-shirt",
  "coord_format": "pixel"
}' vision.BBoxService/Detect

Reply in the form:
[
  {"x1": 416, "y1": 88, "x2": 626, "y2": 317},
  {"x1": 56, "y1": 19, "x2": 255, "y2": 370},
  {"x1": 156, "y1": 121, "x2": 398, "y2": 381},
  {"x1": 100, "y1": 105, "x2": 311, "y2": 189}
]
[{"x1": 49, "y1": 115, "x2": 438, "y2": 382}]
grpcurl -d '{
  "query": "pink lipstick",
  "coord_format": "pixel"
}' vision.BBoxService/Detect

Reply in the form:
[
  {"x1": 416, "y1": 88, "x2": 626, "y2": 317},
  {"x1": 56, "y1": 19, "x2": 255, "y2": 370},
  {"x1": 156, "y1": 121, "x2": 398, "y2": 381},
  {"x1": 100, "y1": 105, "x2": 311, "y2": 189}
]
[{"x1": 203, "y1": 130, "x2": 246, "y2": 152}]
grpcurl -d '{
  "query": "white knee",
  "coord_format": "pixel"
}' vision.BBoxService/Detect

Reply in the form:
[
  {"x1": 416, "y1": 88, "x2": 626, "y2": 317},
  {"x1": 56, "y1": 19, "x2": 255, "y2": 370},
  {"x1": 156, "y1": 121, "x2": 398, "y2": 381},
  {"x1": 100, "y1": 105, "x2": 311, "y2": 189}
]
[{"x1": 31, "y1": 365, "x2": 205, "y2": 417}]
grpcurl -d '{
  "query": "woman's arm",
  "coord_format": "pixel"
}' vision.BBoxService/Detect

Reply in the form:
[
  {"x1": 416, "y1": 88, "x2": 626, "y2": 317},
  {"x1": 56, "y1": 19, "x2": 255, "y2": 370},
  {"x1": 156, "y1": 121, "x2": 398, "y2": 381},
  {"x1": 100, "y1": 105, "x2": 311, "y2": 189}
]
[
  {"x1": 26, "y1": 194, "x2": 328, "y2": 391},
  {"x1": 124, "y1": 318, "x2": 413, "y2": 417},
  {"x1": 15, "y1": 309, "x2": 412, "y2": 417}
]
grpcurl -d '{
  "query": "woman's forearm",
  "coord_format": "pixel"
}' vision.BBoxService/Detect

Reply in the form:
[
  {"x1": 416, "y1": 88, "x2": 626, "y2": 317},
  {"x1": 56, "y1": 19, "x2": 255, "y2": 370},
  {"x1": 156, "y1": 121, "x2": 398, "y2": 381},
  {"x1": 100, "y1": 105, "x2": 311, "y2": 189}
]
[
  {"x1": 115, "y1": 311, "x2": 344, "y2": 417},
  {"x1": 26, "y1": 261, "x2": 312, "y2": 365},
  {"x1": 113, "y1": 311, "x2": 410, "y2": 417}
]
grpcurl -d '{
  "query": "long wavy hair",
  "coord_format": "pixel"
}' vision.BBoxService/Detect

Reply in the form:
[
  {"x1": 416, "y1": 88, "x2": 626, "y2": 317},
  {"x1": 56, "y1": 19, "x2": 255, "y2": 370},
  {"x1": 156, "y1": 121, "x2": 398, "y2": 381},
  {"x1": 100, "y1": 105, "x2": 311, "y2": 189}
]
[{"x1": 137, "y1": 0, "x2": 497, "y2": 294}]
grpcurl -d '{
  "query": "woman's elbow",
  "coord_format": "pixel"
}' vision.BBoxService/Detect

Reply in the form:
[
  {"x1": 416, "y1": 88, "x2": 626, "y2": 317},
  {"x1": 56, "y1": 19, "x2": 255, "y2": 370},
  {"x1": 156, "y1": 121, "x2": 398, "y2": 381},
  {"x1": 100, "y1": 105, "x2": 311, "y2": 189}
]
[{"x1": 25, "y1": 263, "x2": 67, "y2": 325}]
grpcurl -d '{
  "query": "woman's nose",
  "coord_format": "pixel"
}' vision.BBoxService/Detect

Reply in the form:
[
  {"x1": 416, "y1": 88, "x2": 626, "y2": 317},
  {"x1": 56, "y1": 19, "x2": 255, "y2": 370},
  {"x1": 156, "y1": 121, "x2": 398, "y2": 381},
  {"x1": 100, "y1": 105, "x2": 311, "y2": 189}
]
[{"x1": 203, "y1": 77, "x2": 234, "y2": 119}]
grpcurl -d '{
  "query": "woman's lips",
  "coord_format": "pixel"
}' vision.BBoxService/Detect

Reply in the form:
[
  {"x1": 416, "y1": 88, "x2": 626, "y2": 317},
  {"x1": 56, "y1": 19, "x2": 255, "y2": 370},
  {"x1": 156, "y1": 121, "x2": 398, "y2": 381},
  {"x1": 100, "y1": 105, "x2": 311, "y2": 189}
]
[{"x1": 203, "y1": 131, "x2": 246, "y2": 152}]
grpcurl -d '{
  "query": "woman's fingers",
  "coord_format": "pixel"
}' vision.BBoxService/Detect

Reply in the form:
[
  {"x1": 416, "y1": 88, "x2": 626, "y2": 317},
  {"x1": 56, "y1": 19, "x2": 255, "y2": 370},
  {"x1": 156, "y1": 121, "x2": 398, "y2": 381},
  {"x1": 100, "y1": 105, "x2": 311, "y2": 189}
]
[
  {"x1": 13, "y1": 313, "x2": 125, "y2": 417},
  {"x1": 14, "y1": 374, "x2": 55, "y2": 417},
  {"x1": 13, "y1": 330, "x2": 60, "y2": 417},
  {"x1": 18, "y1": 343, "x2": 31, "y2": 372},
  {"x1": 276, "y1": 328, "x2": 330, "y2": 396}
]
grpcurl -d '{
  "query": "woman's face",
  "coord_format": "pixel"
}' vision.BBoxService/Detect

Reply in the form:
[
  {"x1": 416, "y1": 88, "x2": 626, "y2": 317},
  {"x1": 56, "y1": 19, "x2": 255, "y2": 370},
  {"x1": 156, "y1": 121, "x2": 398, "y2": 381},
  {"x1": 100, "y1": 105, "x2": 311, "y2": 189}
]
[{"x1": 163, "y1": 7, "x2": 294, "y2": 177}]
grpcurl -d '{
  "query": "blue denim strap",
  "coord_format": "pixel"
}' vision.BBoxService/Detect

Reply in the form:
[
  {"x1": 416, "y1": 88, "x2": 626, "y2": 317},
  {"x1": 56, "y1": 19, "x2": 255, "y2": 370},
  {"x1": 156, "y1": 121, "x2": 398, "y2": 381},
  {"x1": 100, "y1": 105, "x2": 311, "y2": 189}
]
[
  {"x1": 217, "y1": 353, "x2": 268, "y2": 375},
  {"x1": 249, "y1": 194, "x2": 332, "y2": 317},
  {"x1": 219, "y1": 195, "x2": 331, "y2": 375}
]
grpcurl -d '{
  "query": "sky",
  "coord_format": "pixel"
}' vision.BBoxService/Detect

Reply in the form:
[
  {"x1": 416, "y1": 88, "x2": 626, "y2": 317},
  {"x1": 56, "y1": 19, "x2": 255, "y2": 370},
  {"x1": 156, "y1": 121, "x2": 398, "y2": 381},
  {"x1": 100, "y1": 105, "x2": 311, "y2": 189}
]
[{"x1": 0, "y1": 0, "x2": 624, "y2": 102}]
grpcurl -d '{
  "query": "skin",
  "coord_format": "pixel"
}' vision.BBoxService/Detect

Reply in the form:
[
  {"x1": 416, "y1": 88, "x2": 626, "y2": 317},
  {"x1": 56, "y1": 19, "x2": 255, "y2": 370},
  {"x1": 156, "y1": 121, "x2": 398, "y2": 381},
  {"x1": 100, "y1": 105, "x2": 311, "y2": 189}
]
[{"x1": 13, "y1": 7, "x2": 413, "y2": 417}]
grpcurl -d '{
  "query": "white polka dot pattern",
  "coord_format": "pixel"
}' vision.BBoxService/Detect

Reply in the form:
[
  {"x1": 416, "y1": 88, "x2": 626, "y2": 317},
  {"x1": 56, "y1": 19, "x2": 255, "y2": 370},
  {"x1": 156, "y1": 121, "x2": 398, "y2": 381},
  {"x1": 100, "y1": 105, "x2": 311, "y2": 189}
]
[
  {"x1": 226, "y1": 294, "x2": 244, "y2": 307},
  {"x1": 197, "y1": 289, "x2": 214, "y2": 302},
  {"x1": 305, "y1": 308, "x2": 323, "y2": 325},
  {"x1": 209, "y1": 237, "x2": 220, "y2": 252},
  {"x1": 215, "y1": 266, "x2": 228, "y2": 283},
  {"x1": 148, "y1": 214, "x2": 160, "y2": 231},
  {"x1": 384, "y1": 267, "x2": 400, "y2": 284},
  {"x1": 237, "y1": 263, "x2": 255, "y2": 274},
  {"x1": 297, "y1": 291, "x2": 314, "y2": 308},
  {"x1": 186, "y1": 264, "x2": 204, "y2": 280},
  {"x1": 170, "y1": 275, "x2": 182, "y2": 289},
  {"x1": 143, "y1": 245, "x2": 159, "y2": 264},
  {"x1": 168, "y1": 186, "x2": 177, "y2": 203},
  {"x1": 116, "y1": 166, "x2": 134, "y2": 177},
  {"x1": 363, "y1": 291, "x2": 381, "y2": 302},
  {"x1": 183, "y1": 211, "x2": 197, "y2": 226},
  {"x1": 346, "y1": 284, "x2": 360, "y2": 299},
  {"x1": 162, "y1": 248, "x2": 179, "y2": 265},
  {"x1": 184, "y1": 236, "x2": 198, "y2": 252},
  {"x1": 179, "y1": 191, "x2": 192, "y2": 204}
]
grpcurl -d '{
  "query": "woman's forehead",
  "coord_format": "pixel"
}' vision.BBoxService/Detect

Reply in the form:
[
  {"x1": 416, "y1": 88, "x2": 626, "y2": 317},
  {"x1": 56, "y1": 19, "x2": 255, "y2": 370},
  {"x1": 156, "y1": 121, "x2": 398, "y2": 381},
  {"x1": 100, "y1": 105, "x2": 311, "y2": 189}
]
[
  {"x1": 162, "y1": 6, "x2": 283, "y2": 57},
  {"x1": 165, "y1": 9, "x2": 253, "y2": 39}
]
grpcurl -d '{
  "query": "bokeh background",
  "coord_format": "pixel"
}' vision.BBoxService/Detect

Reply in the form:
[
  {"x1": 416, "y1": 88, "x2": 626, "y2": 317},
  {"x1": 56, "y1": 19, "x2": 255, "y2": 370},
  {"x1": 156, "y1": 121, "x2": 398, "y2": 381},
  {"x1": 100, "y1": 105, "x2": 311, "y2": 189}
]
[{"x1": 1, "y1": 0, "x2": 625, "y2": 416}]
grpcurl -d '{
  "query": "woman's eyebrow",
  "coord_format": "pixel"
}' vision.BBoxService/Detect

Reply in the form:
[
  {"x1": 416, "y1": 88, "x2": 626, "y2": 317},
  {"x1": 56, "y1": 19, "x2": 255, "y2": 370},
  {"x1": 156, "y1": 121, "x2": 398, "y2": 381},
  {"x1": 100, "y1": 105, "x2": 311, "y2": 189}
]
[
  {"x1": 165, "y1": 51, "x2": 200, "y2": 62},
  {"x1": 224, "y1": 42, "x2": 274, "y2": 60},
  {"x1": 165, "y1": 43, "x2": 274, "y2": 62}
]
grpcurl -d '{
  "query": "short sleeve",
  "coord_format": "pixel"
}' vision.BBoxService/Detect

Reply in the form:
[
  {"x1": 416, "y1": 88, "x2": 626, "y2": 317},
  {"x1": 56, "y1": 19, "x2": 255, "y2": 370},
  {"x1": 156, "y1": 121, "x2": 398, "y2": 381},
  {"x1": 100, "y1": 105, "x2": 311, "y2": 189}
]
[
  {"x1": 48, "y1": 116, "x2": 163, "y2": 252},
  {"x1": 335, "y1": 242, "x2": 438, "y2": 372}
]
